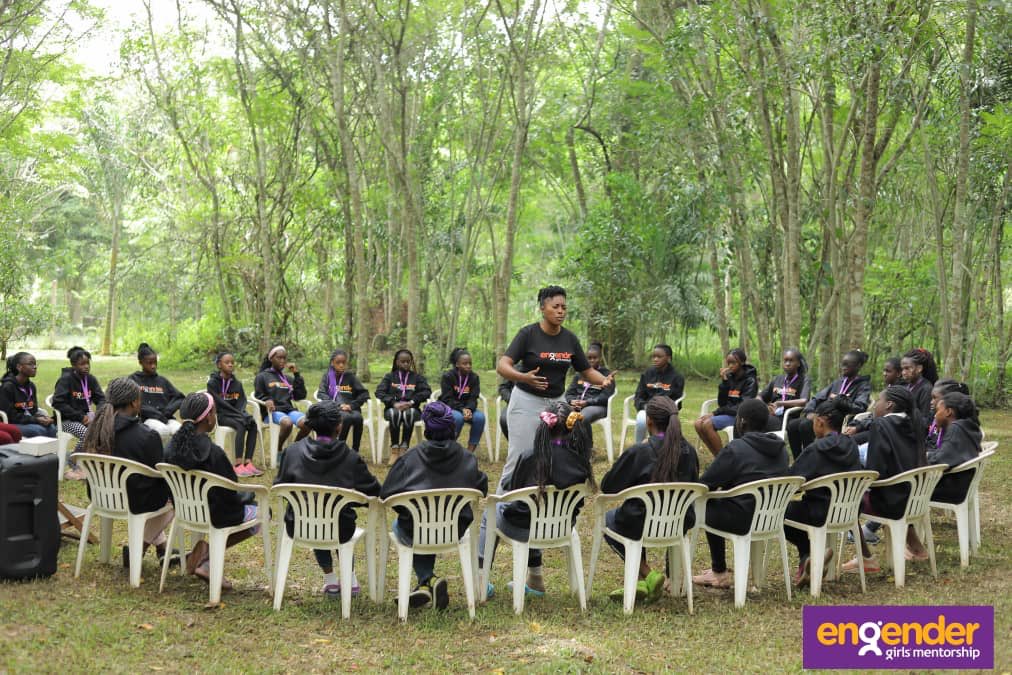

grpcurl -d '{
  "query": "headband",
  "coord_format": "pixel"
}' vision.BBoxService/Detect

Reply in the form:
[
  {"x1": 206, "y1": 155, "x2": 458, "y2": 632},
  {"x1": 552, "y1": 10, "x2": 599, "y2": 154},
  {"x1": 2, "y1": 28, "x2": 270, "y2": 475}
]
[
  {"x1": 183, "y1": 392, "x2": 215, "y2": 424},
  {"x1": 539, "y1": 411, "x2": 558, "y2": 427},
  {"x1": 268, "y1": 345, "x2": 285, "y2": 359}
]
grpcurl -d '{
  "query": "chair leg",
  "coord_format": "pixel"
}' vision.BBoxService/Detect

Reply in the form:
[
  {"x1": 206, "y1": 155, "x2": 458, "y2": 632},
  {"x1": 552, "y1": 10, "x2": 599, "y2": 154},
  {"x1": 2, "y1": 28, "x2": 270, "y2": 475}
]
[
  {"x1": 922, "y1": 516, "x2": 937, "y2": 578},
  {"x1": 809, "y1": 529, "x2": 826, "y2": 598},
  {"x1": 273, "y1": 534, "x2": 294, "y2": 611},
  {"x1": 261, "y1": 516, "x2": 273, "y2": 593},
  {"x1": 338, "y1": 543, "x2": 355, "y2": 619},
  {"x1": 778, "y1": 535, "x2": 792, "y2": 602},
  {"x1": 887, "y1": 522, "x2": 906, "y2": 588},
  {"x1": 587, "y1": 524, "x2": 602, "y2": 595},
  {"x1": 378, "y1": 532, "x2": 390, "y2": 604},
  {"x1": 396, "y1": 544, "x2": 412, "y2": 622},
  {"x1": 825, "y1": 532, "x2": 842, "y2": 582},
  {"x1": 971, "y1": 493, "x2": 981, "y2": 552},
  {"x1": 681, "y1": 540, "x2": 694, "y2": 614},
  {"x1": 749, "y1": 540, "x2": 767, "y2": 590},
  {"x1": 208, "y1": 530, "x2": 228, "y2": 605},
  {"x1": 853, "y1": 525, "x2": 867, "y2": 593},
  {"x1": 74, "y1": 506, "x2": 94, "y2": 579},
  {"x1": 512, "y1": 542, "x2": 528, "y2": 615},
  {"x1": 366, "y1": 518, "x2": 378, "y2": 602},
  {"x1": 732, "y1": 537, "x2": 751, "y2": 608},
  {"x1": 955, "y1": 504, "x2": 970, "y2": 567},
  {"x1": 459, "y1": 539, "x2": 477, "y2": 619},
  {"x1": 569, "y1": 532, "x2": 586, "y2": 611},
  {"x1": 480, "y1": 510, "x2": 497, "y2": 602},
  {"x1": 99, "y1": 516, "x2": 113, "y2": 564},
  {"x1": 602, "y1": 421, "x2": 614, "y2": 465},
  {"x1": 127, "y1": 516, "x2": 147, "y2": 588},
  {"x1": 622, "y1": 542, "x2": 641, "y2": 615},
  {"x1": 159, "y1": 521, "x2": 179, "y2": 593},
  {"x1": 667, "y1": 545, "x2": 683, "y2": 598}
]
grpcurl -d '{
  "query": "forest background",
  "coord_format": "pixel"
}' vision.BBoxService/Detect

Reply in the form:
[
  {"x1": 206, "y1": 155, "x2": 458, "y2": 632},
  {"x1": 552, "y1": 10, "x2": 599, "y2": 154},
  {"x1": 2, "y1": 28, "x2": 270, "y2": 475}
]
[{"x1": 0, "y1": 0, "x2": 1009, "y2": 403}]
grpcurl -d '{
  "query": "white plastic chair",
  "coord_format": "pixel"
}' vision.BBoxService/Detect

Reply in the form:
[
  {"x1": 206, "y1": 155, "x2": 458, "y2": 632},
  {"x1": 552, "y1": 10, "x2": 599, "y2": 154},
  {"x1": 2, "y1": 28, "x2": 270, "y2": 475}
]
[
  {"x1": 44, "y1": 394, "x2": 77, "y2": 479},
  {"x1": 700, "y1": 475, "x2": 805, "y2": 608},
  {"x1": 213, "y1": 400, "x2": 264, "y2": 465},
  {"x1": 929, "y1": 449, "x2": 996, "y2": 567},
  {"x1": 588, "y1": 482, "x2": 708, "y2": 614},
  {"x1": 73, "y1": 453, "x2": 177, "y2": 587},
  {"x1": 250, "y1": 397, "x2": 300, "y2": 469},
  {"x1": 378, "y1": 488, "x2": 483, "y2": 621},
  {"x1": 480, "y1": 483, "x2": 592, "y2": 614},
  {"x1": 271, "y1": 484, "x2": 380, "y2": 617},
  {"x1": 861, "y1": 464, "x2": 948, "y2": 588},
  {"x1": 783, "y1": 470, "x2": 879, "y2": 597},
  {"x1": 700, "y1": 398, "x2": 735, "y2": 443},
  {"x1": 769, "y1": 406, "x2": 803, "y2": 440},
  {"x1": 619, "y1": 394, "x2": 685, "y2": 458},
  {"x1": 374, "y1": 396, "x2": 432, "y2": 465},
  {"x1": 475, "y1": 393, "x2": 495, "y2": 461},
  {"x1": 156, "y1": 463, "x2": 272, "y2": 605},
  {"x1": 590, "y1": 392, "x2": 616, "y2": 464},
  {"x1": 973, "y1": 441, "x2": 998, "y2": 548}
]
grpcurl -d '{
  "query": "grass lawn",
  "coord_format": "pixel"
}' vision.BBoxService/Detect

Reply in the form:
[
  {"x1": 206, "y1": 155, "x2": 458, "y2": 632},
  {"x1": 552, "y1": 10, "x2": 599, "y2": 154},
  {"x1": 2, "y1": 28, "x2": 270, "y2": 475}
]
[{"x1": 1, "y1": 355, "x2": 1009, "y2": 672}]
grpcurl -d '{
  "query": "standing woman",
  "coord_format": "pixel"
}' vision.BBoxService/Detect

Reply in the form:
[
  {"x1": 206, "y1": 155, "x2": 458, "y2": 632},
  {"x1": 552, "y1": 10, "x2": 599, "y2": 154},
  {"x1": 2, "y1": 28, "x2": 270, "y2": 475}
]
[
  {"x1": 0, "y1": 352, "x2": 57, "y2": 438},
  {"x1": 496, "y1": 286, "x2": 614, "y2": 490}
]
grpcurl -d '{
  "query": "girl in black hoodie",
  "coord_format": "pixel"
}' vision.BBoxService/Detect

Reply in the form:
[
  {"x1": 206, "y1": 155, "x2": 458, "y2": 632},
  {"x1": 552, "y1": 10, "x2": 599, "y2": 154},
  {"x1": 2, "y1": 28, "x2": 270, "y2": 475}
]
[
  {"x1": 438, "y1": 348, "x2": 485, "y2": 453},
  {"x1": 601, "y1": 396, "x2": 699, "y2": 602},
  {"x1": 52, "y1": 346, "x2": 106, "y2": 478},
  {"x1": 631, "y1": 344, "x2": 682, "y2": 443},
  {"x1": 129, "y1": 343, "x2": 185, "y2": 446},
  {"x1": 694, "y1": 348, "x2": 759, "y2": 457},
  {"x1": 926, "y1": 392, "x2": 983, "y2": 504},
  {"x1": 783, "y1": 397, "x2": 861, "y2": 585},
  {"x1": 693, "y1": 398, "x2": 789, "y2": 589},
  {"x1": 566, "y1": 341, "x2": 616, "y2": 426},
  {"x1": 788, "y1": 350, "x2": 872, "y2": 459},
  {"x1": 207, "y1": 352, "x2": 261, "y2": 477},
  {"x1": 274, "y1": 400, "x2": 380, "y2": 597},
  {"x1": 375, "y1": 349, "x2": 432, "y2": 464},
  {"x1": 164, "y1": 393, "x2": 259, "y2": 588},
  {"x1": 254, "y1": 345, "x2": 309, "y2": 448},
  {"x1": 0, "y1": 352, "x2": 57, "y2": 438},
  {"x1": 316, "y1": 349, "x2": 370, "y2": 454},
  {"x1": 759, "y1": 348, "x2": 812, "y2": 433}
]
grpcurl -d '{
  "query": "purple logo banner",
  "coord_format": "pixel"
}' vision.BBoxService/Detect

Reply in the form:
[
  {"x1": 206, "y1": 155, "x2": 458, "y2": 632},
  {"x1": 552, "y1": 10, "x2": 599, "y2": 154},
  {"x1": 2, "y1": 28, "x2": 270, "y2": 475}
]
[{"x1": 803, "y1": 605, "x2": 993, "y2": 670}]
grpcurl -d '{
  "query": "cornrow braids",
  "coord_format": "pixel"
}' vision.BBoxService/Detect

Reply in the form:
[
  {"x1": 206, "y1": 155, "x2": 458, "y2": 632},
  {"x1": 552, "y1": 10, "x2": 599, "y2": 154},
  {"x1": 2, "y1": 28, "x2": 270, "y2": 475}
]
[
  {"x1": 81, "y1": 378, "x2": 141, "y2": 456},
  {"x1": 305, "y1": 400, "x2": 344, "y2": 437},
  {"x1": 904, "y1": 348, "x2": 939, "y2": 384},
  {"x1": 932, "y1": 378, "x2": 970, "y2": 397},
  {"x1": 530, "y1": 400, "x2": 595, "y2": 495},
  {"x1": 167, "y1": 392, "x2": 217, "y2": 461},
  {"x1": 813, "y1": 397, "x2": 850, "y2": 431}
]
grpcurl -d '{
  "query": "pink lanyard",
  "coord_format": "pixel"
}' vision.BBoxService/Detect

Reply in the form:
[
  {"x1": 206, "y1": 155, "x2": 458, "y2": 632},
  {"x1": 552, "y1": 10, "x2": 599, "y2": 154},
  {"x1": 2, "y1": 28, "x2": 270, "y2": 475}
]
[
  {"x1": 397, "y1": 371, "x2": 409, "y2": 399},
  {"x1": 221, "y1": 377, "x2": 231, "y2": 398},
  {"x1": 838, "y1": 377, "x2": 852, "y2": 396},
  {"x1": 275, "y1": 369, "x2": 291, "y2": 389},
  {"x1": 781, "y1": 374, "x2": 798, "y2": 401},
  {"x1": 17, "y1": 383, "x2": 33, "y2": 405},
  {"x1": 456, "y1": 373, "x2": 469, "y2": 399},
  {"x1": 79, "y1": 375, "x2": 91, "y2": 406},
  {"x1": 581, "y1": 382, "x2": 591, "y2": 399}
]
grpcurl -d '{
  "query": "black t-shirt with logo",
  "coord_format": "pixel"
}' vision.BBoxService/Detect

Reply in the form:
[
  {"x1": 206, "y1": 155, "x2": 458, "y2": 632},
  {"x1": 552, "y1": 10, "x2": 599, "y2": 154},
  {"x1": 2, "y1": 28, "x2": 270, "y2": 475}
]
[{"x1": 504, "y1": 323, "x2": 591, "y2": 398}]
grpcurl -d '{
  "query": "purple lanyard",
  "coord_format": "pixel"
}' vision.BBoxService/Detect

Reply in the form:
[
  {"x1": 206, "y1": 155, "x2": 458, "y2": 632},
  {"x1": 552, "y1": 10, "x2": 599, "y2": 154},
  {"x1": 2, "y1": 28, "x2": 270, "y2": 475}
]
[
  {"x1": 781, "y1": 374, "x2": 798, "y2": 401},
  {"x1": 906, "y1": 379, "x2": 919, "y2": 392},
  {"x1": 316, "y1": 435, "x2": 333, "y2": 443},
  {"x1": 275, "y1": 369, "x2": 291, "y2": 389},
  {"x1": 79, "y1": 375, "x2": 91, "y2": 406},
  {"x1": 221, "y1": 377, "x2": 231, "y2": 398},
  {"x1": 329, "y1": 371, "x2": 345, "y2": 399},
  {"x1": 17, "y1": 383, "x2": 32, "y2": 403},
  {"x1": 456, "y1": 373, "x2": 469, "y2": 400},
  {"x1": 397, "y1": 371, "x2": 409, "y2": 399},
  {"x1": 838, "y1": 377, "x2": 852, "y2": 396},
  {"x1": 581, "y1": 382, "x2": 592, "y2": 400},
  {"x1": 930, "y1": 421, "x2": 944, "y2": 448}
]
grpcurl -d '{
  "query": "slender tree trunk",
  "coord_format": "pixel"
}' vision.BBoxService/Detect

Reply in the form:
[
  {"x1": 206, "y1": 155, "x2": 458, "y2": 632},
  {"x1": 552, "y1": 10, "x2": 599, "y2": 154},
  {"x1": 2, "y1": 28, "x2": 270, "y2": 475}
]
[{"x1": 101, "y1": 204, "x2": 121, "y2": 355}]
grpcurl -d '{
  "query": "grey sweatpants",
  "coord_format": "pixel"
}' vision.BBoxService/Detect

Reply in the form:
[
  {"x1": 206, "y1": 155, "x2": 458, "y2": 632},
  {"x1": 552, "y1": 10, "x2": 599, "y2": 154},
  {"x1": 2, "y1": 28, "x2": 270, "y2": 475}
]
[{"x1": 499, "y1": 387, "x2": 563, "y2": 493}]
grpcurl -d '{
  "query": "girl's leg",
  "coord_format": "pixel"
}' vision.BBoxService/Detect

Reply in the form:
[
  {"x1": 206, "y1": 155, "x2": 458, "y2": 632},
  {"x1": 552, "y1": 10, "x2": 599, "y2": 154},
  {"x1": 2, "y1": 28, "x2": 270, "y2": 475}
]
[
  {"x1": 451, "y1": 410, "x2": 465, "y2": 437},
  {"x1": 276, "y1": 415, "x2": 294, "y2": 446},
  {"x1": 314, "y1": 549, "x2": 334, "y2": 574},
  {"x1": 400, "y1": 408, "x2": 420, "y2": 447},
  {"x1": 466, "y1": 411, "x2": 485, "y2": 450},
  {"x1": 579, "y1": 405, "x2": 607, "y2": 425},
  {"x1": 16, "y1": 423, "x2": 54, "y2": 438},
  {"x1": 339, "y1": 411, "x2": 364, "y2": 452},
  {"x1": 693, "y1": 415, "x2": 724, "y2": 456},
  {"x1": 143, "y1": 508, "x2": 174, "y2": 547},
  {"x1": 385, "y1": 408, "x2": 402, "y2": 447}
]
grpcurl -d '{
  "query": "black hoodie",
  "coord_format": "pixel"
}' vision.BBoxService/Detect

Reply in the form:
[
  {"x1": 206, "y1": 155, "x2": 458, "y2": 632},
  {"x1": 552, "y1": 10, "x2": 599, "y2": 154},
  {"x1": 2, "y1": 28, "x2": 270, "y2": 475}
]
[
  {"x1": 714, "y1": 364, "x2": 759, "y2": 416},
  {"x1": 501, "y1": 441, "x2": 596, "y2": 531},
  {"x1": 788, "y1": 433, "x2": 861, "y2": 525},
  {"x1": 438, "y1": 369, "x2": 481, "y2": 413},
  {"x1": 316, "y1": 369, "x2": 370, "y2": 411},
  {"x1": 803, "y1": 376, "x2": 873, "y2": 416},
  {"x1": 565, "y1": 366, "x2": 615, "y2": 409},
  {"x1": 207, "y1": 372, "x2": 251, "y2": 425},
  {"x1": 0, "y1": 374, "x2": 44, "y2": 425},
  {"x1": 927, "y1": 418, "x2": 982, "y2": 504},
  {"x1": 600, "y1": 435, "x2": 700, "y2": 539},
  {"x1": 274, "y1": 437, "x2": 381, "y2": 538},
  {"x1": 110, "y1": 414, "x2": 170, "y2": 514},
  {"x1": 700, "y1": 431, "x2": 790, "y2": 512},
  {"x1": 866, "y1": 414, "x2": 924, "y2": 519},
  {"x1": 254, "y1": 368, "x2": 307, "y2": 414},
  {"x1": 129, "y1": 371, "x2": 185, "y2": 424},
  {"x1": 375, "y1": 370, "x2": 431, "y2": 410},
  {"x1": 164, "y1": 433, "x2": 247, "y2": 528},
  {"x1": 52, "y1": 367, "x2": 106, "y2": 423},
  {"x1": 633, "y1": 365, "x2": 684, "y2": 411},
  {"x1": 380, "y1": 439, "x2": 488, "y2": 537}
]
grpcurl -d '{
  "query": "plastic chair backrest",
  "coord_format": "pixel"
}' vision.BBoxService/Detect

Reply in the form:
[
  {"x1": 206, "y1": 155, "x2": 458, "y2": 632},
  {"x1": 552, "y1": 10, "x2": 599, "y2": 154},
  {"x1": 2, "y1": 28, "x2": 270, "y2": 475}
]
[
  {"x1": 156, "y1": 463, "x2": 236, "y2": 528},
  {"x1": 77, "y1": 453, "x2": 155, "y2": 515},
  {"x1": 272, "y1": 483, "x2": 369, "y2": 546},
  {"x1": 945, "y1": 450, "x2": 995, "y2": 500},
  {"x1": 799, "y1": 470, "x2": 879, "y2": 530},
  {"x1": 980, "y1": 441, "x2": 997, "y2": 453},
  {"x1": 715, "y1": 476, "x2": 804, "y2": 535},
  {"x1": 383, "y1": 488, "x2": 483, "y2": 548},
  {"x1": 615, "y1": 482, "x2": 708, "y2": 544},
  {"x1": 880, "y1": 464, "x2": 948, "y2": 520},
  {"x1": 502, "y1": 484, "x2": 593, "y2": 546}
]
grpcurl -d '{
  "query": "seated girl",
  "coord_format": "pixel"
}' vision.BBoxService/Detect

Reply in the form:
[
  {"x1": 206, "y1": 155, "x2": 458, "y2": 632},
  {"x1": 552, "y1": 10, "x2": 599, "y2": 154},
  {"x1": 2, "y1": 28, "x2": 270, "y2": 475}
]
[
  {"x1": 601, "y1": 396, "x2": 699, "y2": 602},
  {"x1": 274, "y1": 400, "x2": 380, "y2": 598},
  {"x1": 926, "y1": 391, "x2": 982, "y2": 504},
  {"x1": 0, "y1": 352, "x2": 57, "y2": 438},
  {"x1": 375, "y1": 349, "x2": 431, "y2": 465},
  {"x1": 52, "y1": 346, "x2": 106, "y2": 479},
  {"x1": 254, "y1": 345, "x2": 309, "y2": 448},
  {"x1": 565, "y1": 341, "x2": 616, "y2": 426},
  {"x1": 926, "y1": 379, "x2": 969, "y2": 450},
  {"x1": 900, "y1": 348, "x2": 937, "y2": 427},
  {"x1": 843, "y1": 356, "x2": 901, "y2": 446},
  {"x1": 380, "y1": 401, "x2": 488, "y2": 611},
  {"x1": 787, "y1": 349, "x2": 871, "y2": 459},
  {"x1": 693, "y1": 399, "x2": 789, "y2": 589},
  {"x1": 208, "y1": 352, "x2": 261, "y2": 477},
  {"x1": 129, "y1": 343, "x2": 184, "y2": 446},
  {"x1": 842, "y1": 386, "x2": 925, "y2": 574},
  {"x1": 783, "y1": 397, "x2": 861, "y2": 585},
  {"x1": 439, "y1": 348, "x2": 486, "y2": 453},
  {"x1": 758, "y1": 348, "x2": 812, "y2": 433},
  {"x1": 164, "y1": 393, "x2": 261, "y2": 589},
  {"x1": 694, "y1": 348, "x2": 758, "y2": 457},
  {"x1": 479, "y1": 400, "x2": 595, "y2": 598},
  {"x1": 316, "y1": 349, "x2": 370, "y2": 454},
  {"x1": 81, "y1": 377, "x2": 173, "y2": 566},
  {"x1": 632, "y1": 344, "x2": 682, "y2": 444}
]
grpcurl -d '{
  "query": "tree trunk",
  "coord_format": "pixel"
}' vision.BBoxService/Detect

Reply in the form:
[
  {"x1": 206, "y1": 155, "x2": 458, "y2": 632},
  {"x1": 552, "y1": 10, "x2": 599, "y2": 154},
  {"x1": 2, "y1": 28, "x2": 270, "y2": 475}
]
[{"x1": 100, "y1": 204, "x2": 121, "y2": 355}]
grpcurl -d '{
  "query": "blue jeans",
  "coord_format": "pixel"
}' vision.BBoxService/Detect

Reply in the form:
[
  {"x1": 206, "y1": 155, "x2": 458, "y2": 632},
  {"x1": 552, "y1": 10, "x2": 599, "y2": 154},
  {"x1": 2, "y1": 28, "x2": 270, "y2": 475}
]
[
  {"x1": 16, "y1": 423, "x2": 57, "y2": 438},
  {"x1": 451, "y1": 410, "x2": 486, "y2": 446}
]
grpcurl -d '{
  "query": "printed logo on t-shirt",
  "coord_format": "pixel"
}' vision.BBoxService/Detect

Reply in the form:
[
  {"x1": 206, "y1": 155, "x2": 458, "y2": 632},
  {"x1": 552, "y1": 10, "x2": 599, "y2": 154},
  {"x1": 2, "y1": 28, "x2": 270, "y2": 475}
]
[
  {"x1": 455, "y1": 385, "x2": 471, "y2": 395},
  {"x1": 774, "y1": 386, "x2": 799, "y2": 398},
  {"x1": 223, "y1": 391, "x2": 241, "y2": 401},
  {"x1": 729, "y1": 389, "x2": 741, "y2": 398},
  {"x1": 539, "y1": 351, "x2": 573, "y2": 363},
  {"x1": 139, "y1": 385, "x2": 165, "y2": 395},
  {"x1": 268, "y1": 381, "x2": 291, "y2": 390},
  {"x1": 15, "y1": 400, "x2": 33, "y2": 410},
  {"x1": 647, "y1": 382, "x2": 671, "y2": 391}
]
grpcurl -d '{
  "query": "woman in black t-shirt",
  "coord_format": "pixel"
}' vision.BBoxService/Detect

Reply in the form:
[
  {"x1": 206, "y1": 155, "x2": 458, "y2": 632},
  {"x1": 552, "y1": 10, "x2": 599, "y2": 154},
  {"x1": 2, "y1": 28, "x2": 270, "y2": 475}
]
[{"x1": 496, "y1": 285, "x2": 614, "y2": 490}]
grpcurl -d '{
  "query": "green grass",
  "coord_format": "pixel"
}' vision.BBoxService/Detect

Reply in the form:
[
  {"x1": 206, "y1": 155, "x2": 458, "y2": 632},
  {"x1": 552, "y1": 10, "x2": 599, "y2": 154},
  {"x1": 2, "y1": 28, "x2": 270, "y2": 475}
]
[{"x1": 1, "y1": 357, "x2": 1010, "y2": 672}]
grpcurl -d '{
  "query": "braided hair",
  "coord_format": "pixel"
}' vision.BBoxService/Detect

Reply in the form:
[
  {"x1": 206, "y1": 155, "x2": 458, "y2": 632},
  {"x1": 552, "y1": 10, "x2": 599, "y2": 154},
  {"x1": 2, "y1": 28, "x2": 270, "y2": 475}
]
[
  {"x1": 735, "y1": 398, "x2": 770, "y2": 435},
  {"x1": 940, "y1": 392, "x2": 979, "y2": 427},
  {"x1": 305, "y1": 400, "x2": 344, "y2": 438},
  {"x1": 82, "y1": 378, "x2": 141, "y2": 455},
  {"x1": 4, "y1": 352, "x2": 30, "y2": 377},
  {"x1": 903, "y1": 348, "x2": 938, "y2": 384},
  {"x1": 390, "y1": 349, "x2": 415, "y2": 373},
  {"x1": 813, "y1": 397, "x2": 850, "y2": 432},
  {"x1": 166, "y1": 392, "x2": 217, "y2": 462},
  {"x1": 932, "y1": 378, "x2": 970, "y2": 397},
  {"x1": 784, "y1": 347, "x2": 808, "y2": 377},
  {"x1": 881, "y1": 385, "x2": 923, "y2": 435},
  {"x1": 531, "y1": 400, "x2": 595, "y2": 494},
  {"x1": 727, "y1": 348, "x2": 748, "y2": 367},
  {"x1": 644, "y1": 397, "x2": 687, "y2": 483}
]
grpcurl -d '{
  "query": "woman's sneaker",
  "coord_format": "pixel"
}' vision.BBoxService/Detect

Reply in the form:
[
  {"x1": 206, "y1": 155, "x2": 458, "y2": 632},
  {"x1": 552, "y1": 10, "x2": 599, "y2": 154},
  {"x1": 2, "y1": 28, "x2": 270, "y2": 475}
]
[
  {"x1": 432, "y1": 576, "x2": 449, "y2": 610},
  {"x1": 234, "y1": 463, "x2": 251, "y2": 477},
  {"x1": 244, "y1": 462, "x2": 264, "y2": 477},
  {"x1": 409, "y1": 581, "x2": 433, "y2": 608}
]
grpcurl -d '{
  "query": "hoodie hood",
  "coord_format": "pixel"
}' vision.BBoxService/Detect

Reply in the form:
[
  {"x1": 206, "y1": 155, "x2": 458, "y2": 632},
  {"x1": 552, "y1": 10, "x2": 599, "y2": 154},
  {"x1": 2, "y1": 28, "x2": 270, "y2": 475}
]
[
  {"x1": 415, "y1": 439, "x2": 467, "y2": 473},
  {"x1": 0, "y1": 373, "x2": 17, "y2": 385},
  {"x1": 113, "y1": 413, "x2": 144, "y2": 434},
  {"x1": 950, "y1": 418, "x2": 982, "y2": 445},
  {"x1": 299, "y1": 437, "x2": 354, "y2": 473},
  {"x1": 131, "y1": 370, "x2": 160, "y2": 382},
  {"x1": 737, "y1": 364, "x2": 759, "y2": 383},
  {"x1": 738, "y1": 430, "x2": 788, "y2": 459}
]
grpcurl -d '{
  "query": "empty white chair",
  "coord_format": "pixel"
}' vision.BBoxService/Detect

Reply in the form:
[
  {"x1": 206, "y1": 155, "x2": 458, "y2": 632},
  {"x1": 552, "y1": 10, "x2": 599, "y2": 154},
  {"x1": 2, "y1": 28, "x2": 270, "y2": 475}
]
[
  {"x1": 156, "y1": 463, "x2": 272, "y2": 605},
  {"x1": 862, "y1": 464, "x2": 948, "y2": 587},
  {"x1": 700, "y1": 476, "x2": 805, "y2": 608},
  {"x1": 783, "y1": 470, "x2": 879, "y2": 597},
  {"x1": 73, "y1": 453, "x2": 177, "y2": 587},
  {"x1": 619, "y1": 395, "x2": 685, "y2": 458},
  {"x1": 929, "y1": 449, "x2": 996, "y2": 567},
  {"x1": 588, "y1": 482, "x2": 708, "y2": 614},
  {"x1": 271, "y1": 484, "x2": 380, "y2": 617},
  {"x1": 480, "y1": 483, "x2": 592, "y2": 614},
  {"x1": 378, "y1": 488, "x2": 483, "y2": 621}
]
